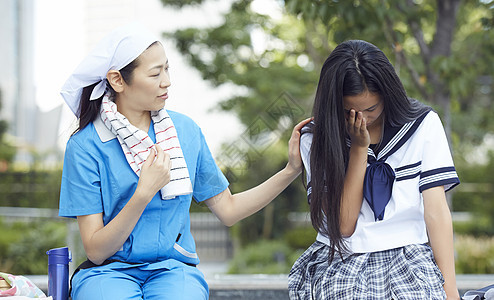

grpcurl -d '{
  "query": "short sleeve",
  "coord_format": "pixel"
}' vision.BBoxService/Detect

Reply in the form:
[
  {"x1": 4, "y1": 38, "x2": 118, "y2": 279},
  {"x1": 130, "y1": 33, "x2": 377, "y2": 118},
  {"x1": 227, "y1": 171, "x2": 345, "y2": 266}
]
[
  {"x1": 419, "y1": 112, "x2": 460, "y2": 192},
  {"x1": 192, "y1": 130, "x2": 229, "y2": 202},
  {"x1": 59, "y1": 138, "x2": 104, "y2": 218},
  {"x1": 300, "y1": 132, "x2": 312, "y2": 202}
]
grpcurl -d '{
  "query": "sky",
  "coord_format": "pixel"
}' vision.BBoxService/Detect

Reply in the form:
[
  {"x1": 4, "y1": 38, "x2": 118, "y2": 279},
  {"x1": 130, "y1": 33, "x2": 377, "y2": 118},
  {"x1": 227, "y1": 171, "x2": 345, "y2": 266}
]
[{"x1": 34, "y1": 0, "x2": 249, "y2": 155}]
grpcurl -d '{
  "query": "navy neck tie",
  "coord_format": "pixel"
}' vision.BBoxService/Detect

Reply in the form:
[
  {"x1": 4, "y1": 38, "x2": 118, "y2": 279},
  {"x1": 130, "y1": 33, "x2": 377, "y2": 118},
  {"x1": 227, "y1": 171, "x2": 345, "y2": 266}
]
[{"x1": 363, "y1": 156, "x2": 395, "y2": 221}]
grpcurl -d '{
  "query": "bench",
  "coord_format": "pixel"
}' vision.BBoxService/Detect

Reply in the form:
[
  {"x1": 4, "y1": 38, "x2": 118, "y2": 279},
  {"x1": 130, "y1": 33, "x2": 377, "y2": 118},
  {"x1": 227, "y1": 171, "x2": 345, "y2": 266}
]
[{"x1": 26, "y1": 273, "x2": 494, "y2": 299}]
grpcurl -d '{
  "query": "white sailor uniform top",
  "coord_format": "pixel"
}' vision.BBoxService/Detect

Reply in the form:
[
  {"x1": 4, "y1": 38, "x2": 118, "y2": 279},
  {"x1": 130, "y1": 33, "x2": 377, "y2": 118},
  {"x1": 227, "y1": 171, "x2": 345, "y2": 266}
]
[{"x1": 300, "y1": 110, "x2": 460, "y2": 254}]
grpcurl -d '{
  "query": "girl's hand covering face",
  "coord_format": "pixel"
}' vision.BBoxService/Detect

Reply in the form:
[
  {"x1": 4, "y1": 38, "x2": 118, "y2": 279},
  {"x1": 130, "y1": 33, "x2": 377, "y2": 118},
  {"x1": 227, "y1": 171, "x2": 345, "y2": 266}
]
[{"x1": 346, "y1": 109, "x2": 371, "y2": 148}]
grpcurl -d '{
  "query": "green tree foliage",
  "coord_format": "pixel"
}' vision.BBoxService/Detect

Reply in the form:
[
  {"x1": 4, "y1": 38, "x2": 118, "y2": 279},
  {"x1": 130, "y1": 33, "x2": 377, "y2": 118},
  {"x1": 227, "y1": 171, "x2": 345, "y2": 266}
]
[
  {"x1": 283, "y1": 0, "x2": 494, "y2": 233},
  {"x1": 0, "y1": 218, "x2": 67, "y2": 274},
  {"x1": 162, "y1": 0, "x2": 317, "y2": 244},
  {"x1": 0, "y1": 171, "x2": 62, "y2": 208},
  {"x1": 160, "y1": 0, "x2": 494, "y2": 244},
  {"x1": 166, "y1": 0, "x2": 317, "y2": 122},
  {"x1": 284, "y1": 0, "x2": 494, "y2": 149},
  {"x1": 227, "y1": 239, "x2": 295, "y2": 274},
  {"x1": 453, "y1": 151, "x2": 494, "y2": 236},
  {"x1": 455, "y1": 235, "x2": 494, "y2": 274},
  {"x1": 0, "y1": 89, "x2": 16, "y2": 164}
]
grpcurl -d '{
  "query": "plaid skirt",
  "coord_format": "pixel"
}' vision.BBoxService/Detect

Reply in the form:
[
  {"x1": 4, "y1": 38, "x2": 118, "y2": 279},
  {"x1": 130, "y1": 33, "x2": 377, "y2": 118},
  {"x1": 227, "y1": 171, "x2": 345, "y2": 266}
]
[{"x1": 288, "y1": 241, "x2": 445, "y2": 300}]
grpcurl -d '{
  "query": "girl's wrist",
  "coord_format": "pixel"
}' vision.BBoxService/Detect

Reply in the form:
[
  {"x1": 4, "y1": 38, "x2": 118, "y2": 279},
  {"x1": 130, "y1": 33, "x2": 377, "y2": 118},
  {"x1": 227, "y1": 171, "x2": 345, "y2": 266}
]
[
  {"x1": 349, "y1": 145, "x2": 368, "y2": 166},
  {"x1": 350, "y1": 144, "x2": 368, "y2": 155},
  {"x1": 444, "y1": 283, "x2": 460, "y2": 299}
]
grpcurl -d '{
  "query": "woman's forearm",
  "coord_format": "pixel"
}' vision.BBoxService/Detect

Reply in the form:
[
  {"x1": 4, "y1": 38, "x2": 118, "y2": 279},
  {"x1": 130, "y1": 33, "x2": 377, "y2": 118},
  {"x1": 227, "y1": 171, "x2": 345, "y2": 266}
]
[
  {"x1": 207, "y1": 118, "x2": 310, "y2": 226},
  {"x1": 207, "y1": 164, "x2": 300, "y2": 226},
  {"x1": 78, "y1": 190, "x2": 151, "y2": 265}
]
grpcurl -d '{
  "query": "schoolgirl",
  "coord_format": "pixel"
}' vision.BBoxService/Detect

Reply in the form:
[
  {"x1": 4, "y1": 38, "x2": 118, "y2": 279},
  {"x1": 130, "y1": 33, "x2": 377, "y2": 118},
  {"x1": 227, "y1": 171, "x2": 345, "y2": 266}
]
[
  {"x1": 288, "y1": 40, "x2": 460, "y2": 299},
  {"x1": 59, "y1": 22, "x2": 309, "y2": 300}
]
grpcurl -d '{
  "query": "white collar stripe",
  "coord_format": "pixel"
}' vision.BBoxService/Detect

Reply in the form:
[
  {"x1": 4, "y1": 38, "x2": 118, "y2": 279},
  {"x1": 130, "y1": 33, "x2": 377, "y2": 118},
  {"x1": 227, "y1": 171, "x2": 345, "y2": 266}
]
[
  {"x1": 377, "y1": 121, "x2": 414, "y2": 160},
  {"x1": 377, "y1": 112, "x2": 429, "y2": 161}
]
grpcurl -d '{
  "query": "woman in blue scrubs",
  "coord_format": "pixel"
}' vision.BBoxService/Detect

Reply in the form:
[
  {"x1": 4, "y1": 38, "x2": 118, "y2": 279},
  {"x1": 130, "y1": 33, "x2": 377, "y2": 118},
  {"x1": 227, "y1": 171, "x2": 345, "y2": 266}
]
[{"x1": 59, "y1": 23, "x2": 309, "y2": 300}]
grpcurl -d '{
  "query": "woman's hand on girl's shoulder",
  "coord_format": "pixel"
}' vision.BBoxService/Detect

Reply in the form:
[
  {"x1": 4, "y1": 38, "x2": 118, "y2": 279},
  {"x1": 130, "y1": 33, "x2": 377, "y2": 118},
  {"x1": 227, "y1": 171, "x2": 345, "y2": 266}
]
[
  {"x1": 286, "y1": 117, "x2": 313, "y2": 175},
  {"x1": 346, "y1": 110, "x2": 370, "y2": 148}
]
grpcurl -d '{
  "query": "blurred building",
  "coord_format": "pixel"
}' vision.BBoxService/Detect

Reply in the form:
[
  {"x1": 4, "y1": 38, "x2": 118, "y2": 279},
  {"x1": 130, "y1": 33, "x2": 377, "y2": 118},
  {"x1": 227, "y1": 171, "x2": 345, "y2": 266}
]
[
  {"x1": 0, "y1": 0, "x2": 155, "y2": 165},
  {"x1": 0, "y1": 0, "x2": 62, "y2": 164},
  {"x1": 1, "y1": 0, "x2": 239, "y2": 165}
]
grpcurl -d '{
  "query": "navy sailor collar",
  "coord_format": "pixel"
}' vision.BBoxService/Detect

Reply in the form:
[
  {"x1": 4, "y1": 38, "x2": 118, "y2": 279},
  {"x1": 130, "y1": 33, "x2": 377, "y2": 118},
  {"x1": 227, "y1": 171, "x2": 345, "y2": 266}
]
[
  {"x1": 347, "y1": 110, "x2": 431, "y2": 221},
  {"x1": 345, "y1": 110, "x2": 430, "y2": 162}
]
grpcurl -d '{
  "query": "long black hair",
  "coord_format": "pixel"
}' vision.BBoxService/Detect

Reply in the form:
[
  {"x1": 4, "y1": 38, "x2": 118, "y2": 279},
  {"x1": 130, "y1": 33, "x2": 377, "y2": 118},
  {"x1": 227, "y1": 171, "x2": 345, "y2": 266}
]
[
  {"x1": 73, "y1": 41, "x2": 159, "y2": 135},
  {"x1": 309, "y1": 40, "x2": 430, "y2": 261}
]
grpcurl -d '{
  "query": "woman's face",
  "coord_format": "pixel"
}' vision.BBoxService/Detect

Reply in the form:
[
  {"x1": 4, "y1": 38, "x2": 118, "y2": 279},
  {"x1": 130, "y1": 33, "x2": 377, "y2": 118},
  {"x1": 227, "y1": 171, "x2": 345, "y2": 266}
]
[
  {"x1": 343, "y1": 91, "x2": 384, "y2": 128},
  {"x1": 117, "y1": 43, "x2": 170, "y2": 112}
]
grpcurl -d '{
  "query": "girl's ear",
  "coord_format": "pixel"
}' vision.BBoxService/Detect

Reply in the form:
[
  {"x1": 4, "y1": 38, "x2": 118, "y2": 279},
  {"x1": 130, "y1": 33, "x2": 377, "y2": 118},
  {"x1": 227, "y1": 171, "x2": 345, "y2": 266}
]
[{"x1": 107, "y1": 70, "x2": 124, "y2": 93}]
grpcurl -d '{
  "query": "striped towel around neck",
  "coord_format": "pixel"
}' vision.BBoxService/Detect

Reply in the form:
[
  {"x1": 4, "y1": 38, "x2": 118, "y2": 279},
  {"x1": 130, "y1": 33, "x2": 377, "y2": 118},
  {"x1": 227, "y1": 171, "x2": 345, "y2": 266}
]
[{"x1": 100, "y1": 95, "x2": 192, "y2": 200}]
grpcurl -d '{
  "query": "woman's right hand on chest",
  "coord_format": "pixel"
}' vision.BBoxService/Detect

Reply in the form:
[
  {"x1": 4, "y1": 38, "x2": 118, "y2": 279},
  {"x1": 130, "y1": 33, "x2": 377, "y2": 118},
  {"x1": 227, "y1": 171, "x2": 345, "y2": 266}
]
[{"x1": 136, "y1": 144, "x2": 171, "y2": 201}]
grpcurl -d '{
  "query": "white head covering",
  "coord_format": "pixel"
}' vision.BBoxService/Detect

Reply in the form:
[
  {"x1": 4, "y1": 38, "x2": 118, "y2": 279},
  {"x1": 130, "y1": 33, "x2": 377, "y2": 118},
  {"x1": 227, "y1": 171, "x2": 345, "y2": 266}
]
[{"x1": 60, "y1": 22, "x2": 159, "y2": 117}]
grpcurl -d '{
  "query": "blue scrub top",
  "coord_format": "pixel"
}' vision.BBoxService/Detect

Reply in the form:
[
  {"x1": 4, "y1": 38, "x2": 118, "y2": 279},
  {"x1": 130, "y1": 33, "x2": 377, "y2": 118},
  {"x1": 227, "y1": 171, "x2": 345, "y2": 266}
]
[{"x1": 59, "y1": 110, "x2": 229, "y2": 267}]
